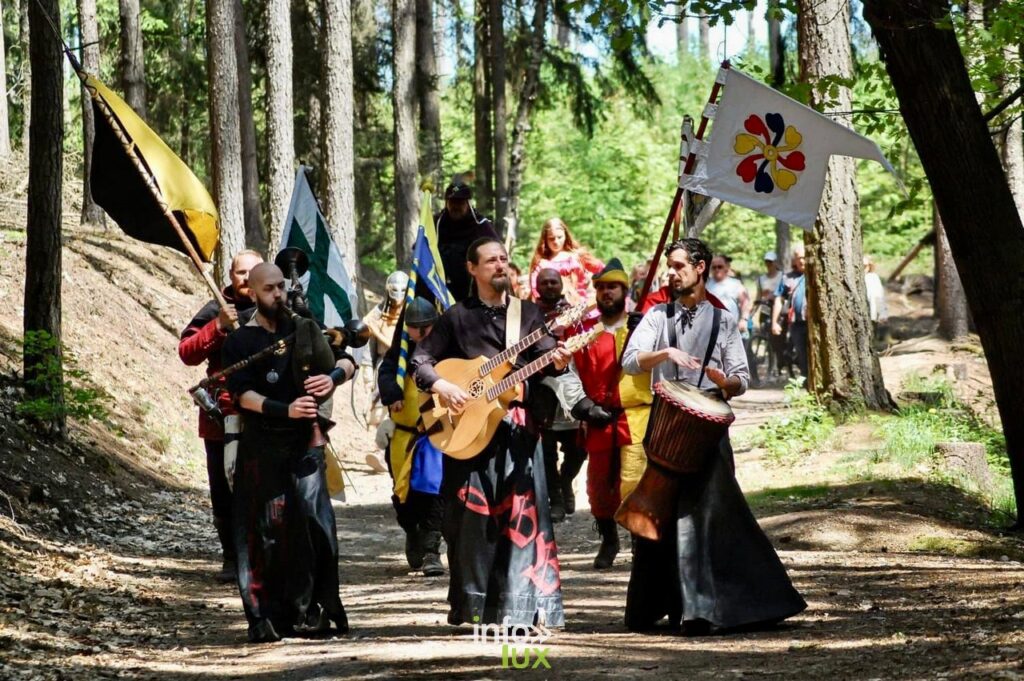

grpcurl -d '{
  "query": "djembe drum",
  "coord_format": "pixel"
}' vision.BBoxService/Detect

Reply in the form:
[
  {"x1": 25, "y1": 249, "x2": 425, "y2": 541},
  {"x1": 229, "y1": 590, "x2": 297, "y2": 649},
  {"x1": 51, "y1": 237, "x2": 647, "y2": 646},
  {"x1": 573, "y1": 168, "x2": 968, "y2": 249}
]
[{"x1": 614, "y1": 380, "x2": 735, "y2": 541}]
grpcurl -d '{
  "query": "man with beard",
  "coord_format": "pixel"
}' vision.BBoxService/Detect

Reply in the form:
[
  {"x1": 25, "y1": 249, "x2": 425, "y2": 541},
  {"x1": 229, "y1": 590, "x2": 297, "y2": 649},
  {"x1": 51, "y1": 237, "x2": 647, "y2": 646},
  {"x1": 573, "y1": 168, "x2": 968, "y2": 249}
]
[
  {"x1": 621, "y1": 238, "x2": 805, "y2": 634},
  {"x1": 221, "y1": 263, "x2": 357, "y2": 643},
  {"x1": 534, "y1": 268, "x2": 587, "y2": 522},
  {"x1": 433, "y1": 178, "x2": 499, "y2": 302},
  {"x1": 411, "y1": 237, "x2": 572, "y2": 628},
  {"x1": 178, "y1": 249, "x2": 263, "y2": 582},
  {"x1": 564, "y1": 259, "x2": 653, "y2": 568}
]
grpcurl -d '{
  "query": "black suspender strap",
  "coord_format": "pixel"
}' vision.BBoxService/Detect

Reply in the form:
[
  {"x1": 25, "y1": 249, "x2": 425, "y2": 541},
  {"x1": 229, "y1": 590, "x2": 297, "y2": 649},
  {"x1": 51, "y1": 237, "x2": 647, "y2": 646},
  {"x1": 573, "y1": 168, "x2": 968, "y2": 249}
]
[
  {"x1": 666, "y1": 302, "x2": 678, "y2": 380},
  {"x1": 697, "y1": 306, "x2": 721, "y2": 388}
]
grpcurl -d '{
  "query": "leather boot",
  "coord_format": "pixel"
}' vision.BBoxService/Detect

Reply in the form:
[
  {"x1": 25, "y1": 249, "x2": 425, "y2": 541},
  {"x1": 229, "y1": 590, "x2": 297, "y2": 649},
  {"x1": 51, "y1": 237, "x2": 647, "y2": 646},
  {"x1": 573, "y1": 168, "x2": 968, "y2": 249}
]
[
  {"x1": 593, "y1": 518, "x2": 620, "y2": 570},
  {"x1": 213, "y1": 517, "x2": 237, "y2": 583},
  {"x1": 561, "y1": 475, "x2": 576, "y2": 516},
  {"x1": 545, "y1": 450, "x2": 566, "y2": 523},
  {"x1": 420, "y1": 530, "x2": 445, "y2": 577},
  {"x1": 301, "y1": 600, "x2": 349, "y2": 636}
]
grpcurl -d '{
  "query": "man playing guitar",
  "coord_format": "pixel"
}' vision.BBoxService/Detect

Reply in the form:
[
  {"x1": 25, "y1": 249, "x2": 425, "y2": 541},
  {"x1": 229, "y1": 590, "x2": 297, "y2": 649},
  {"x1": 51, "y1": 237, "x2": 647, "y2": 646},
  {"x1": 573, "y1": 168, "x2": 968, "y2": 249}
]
[{"x1": 410, "y1": 237, "x2": 573, "y2": 629}]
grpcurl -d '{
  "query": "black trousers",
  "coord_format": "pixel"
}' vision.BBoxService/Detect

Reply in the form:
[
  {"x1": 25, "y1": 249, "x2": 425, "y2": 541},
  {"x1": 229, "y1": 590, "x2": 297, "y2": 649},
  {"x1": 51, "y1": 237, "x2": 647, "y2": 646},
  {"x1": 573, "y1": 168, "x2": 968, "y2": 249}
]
[
  {"x1": 393, "y1": 490, "x2": 444, "y2": 536},
  {"x1": 233, "y1": 419, "x2": 343, "y2": 629},
  {"x1": 541, "y1": 428, "x2": 587, "y2": 501},
  {"x1": 203, "y1": 439, "x2": 233, "y2": 522},
  {"x1": 789, "y1": 320, "x2": 809, "y2": 378},
  {"x1": 203, "y1": 439, "x2": 235, "y2": 560}
]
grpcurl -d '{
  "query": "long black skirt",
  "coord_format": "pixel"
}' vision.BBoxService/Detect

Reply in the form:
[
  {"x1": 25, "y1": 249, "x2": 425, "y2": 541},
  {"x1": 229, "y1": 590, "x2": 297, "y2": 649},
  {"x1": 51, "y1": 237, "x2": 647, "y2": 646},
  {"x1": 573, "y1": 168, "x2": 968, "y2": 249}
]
[
  {"x1": 625, "y1": 436, "x2": 806, "y2": 631},
  {"x1": 442, "y1": 421, "x2": 565, "y2": 627},
  {"x1": 233, "y1": 418, "x2": 344, "y2": 629}
]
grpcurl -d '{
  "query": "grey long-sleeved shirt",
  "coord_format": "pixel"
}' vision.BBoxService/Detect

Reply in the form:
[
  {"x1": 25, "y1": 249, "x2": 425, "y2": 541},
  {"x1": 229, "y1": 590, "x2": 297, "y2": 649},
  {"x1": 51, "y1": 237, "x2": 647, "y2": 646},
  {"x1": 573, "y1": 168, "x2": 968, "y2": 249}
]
[{"x1": 621, "y1": 300, "x2": 749, "y2": 396}]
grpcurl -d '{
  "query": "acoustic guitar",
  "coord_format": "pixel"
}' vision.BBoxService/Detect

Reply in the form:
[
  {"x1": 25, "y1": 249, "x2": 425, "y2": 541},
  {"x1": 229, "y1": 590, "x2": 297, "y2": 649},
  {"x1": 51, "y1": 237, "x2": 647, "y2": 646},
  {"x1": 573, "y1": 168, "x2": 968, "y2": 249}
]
[{"x1": 420, "y1": 322, "x2": 604, "y2": 460}]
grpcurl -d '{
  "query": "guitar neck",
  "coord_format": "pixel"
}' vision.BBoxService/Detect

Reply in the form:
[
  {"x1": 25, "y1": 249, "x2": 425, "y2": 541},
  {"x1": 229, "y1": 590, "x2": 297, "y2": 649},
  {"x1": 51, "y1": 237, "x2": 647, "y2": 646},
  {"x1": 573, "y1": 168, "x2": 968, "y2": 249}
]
[
  {"x1": 480, "y1": 327, "x2": 546, "y2": 375},
  {"x1": 487, "y1": 349, "x2": 556, "y2": 401}
]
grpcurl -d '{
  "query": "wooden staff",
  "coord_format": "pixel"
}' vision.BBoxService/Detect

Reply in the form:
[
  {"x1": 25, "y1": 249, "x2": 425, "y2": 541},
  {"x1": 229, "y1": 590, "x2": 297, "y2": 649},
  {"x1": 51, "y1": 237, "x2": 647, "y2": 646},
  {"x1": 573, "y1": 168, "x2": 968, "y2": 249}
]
[
  {"x1": 62, "y1": 45, "x2": 231, "y2": 314},
  {"x1": 634, "y1": 61, "x2": 731, "y2": 315}
]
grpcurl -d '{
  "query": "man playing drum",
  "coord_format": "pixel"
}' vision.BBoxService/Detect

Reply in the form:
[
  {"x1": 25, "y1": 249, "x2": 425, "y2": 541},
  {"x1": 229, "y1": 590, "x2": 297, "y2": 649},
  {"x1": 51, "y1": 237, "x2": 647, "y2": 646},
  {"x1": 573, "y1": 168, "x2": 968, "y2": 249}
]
[{"x1": 620, "y1": 237, "x2": 805, "y2": 635}]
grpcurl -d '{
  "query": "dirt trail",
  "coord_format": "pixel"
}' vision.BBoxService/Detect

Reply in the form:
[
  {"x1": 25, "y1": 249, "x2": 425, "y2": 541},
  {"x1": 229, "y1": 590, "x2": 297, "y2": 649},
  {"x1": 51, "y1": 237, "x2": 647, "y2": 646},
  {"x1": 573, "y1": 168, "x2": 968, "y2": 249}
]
[
  {"x1": 5, "y1": 386, "x2": 1024, "y2": 680},
  {"x1": 2, "y1": 176, "x2": 1021, "y2": 678}
]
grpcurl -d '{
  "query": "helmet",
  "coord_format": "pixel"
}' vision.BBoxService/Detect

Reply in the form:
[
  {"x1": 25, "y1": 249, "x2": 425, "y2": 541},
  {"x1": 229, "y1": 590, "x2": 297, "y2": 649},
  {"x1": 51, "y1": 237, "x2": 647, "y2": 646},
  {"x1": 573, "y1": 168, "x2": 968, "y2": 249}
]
[
  {"x1": 405, "y1": 298, "x2": 439, "y2": 328},
  {"x1": 385, "y1": 271, "x2": 409, "y2": 302}
]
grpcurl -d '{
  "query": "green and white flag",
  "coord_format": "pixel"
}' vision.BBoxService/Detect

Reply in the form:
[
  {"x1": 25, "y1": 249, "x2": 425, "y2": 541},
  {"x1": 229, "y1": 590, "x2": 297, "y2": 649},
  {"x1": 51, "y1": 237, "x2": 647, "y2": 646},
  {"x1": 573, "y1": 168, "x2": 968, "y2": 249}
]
[{"x1": 279, "y1": 167, "x2": 356, "y2": 326}]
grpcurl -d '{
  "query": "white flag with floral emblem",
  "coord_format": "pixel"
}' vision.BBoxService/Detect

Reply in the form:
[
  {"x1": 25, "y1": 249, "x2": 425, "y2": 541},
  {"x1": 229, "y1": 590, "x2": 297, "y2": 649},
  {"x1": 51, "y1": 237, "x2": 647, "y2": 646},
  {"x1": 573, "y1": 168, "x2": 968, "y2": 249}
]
[{"x1": 681, "y1": 67, "x2": 897, "y2": 230}]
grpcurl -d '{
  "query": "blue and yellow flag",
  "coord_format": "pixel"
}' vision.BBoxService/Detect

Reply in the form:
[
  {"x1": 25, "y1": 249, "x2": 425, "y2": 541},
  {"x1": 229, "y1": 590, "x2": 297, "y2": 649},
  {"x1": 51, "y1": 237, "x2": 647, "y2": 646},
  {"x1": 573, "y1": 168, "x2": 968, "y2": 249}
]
[{"x1": 396, "y1": 193, "x2": 454, "y2": 383}]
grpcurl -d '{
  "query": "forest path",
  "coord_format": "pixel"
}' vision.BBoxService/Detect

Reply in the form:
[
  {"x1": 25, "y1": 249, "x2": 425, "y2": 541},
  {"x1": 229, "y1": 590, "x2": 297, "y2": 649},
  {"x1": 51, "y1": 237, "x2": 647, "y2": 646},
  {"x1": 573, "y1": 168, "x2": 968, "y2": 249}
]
[{"x1": 6, "y1": 382, "x2": 1024, "y2": 680}]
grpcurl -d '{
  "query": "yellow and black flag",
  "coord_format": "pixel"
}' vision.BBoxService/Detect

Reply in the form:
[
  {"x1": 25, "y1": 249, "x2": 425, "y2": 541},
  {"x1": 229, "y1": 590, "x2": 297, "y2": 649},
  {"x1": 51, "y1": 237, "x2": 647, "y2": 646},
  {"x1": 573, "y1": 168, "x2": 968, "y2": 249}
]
[{"x1": 77, "y1": 67, "x2": 219, "y2": 262}]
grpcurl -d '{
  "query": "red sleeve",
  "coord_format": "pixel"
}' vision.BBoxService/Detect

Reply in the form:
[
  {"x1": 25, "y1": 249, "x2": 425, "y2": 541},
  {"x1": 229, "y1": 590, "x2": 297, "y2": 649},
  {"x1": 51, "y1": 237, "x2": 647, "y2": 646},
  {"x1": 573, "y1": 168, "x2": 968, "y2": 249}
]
[
  {"x1": 640, "y1": 286, "x2": 670, "y2": 313},
  {"x1": 178, "y1": 317, "x2": 227, "y2": 366}
]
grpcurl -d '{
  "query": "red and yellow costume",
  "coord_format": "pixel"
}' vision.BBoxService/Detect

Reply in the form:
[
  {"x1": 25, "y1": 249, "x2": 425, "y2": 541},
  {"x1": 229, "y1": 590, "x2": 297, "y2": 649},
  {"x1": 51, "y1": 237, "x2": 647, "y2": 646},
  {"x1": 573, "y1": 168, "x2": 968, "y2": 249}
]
[{"x1": 572, "y1": 318, "x2": 652, "y2": 519}]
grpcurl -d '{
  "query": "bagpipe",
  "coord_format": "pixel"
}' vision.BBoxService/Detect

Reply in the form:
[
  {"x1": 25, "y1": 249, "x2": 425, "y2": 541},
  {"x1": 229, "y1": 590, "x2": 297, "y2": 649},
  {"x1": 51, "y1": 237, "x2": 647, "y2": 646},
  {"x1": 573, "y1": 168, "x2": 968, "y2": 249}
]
[{"x1": 187, "y1": 247, "x2": 370, "y2": 424}]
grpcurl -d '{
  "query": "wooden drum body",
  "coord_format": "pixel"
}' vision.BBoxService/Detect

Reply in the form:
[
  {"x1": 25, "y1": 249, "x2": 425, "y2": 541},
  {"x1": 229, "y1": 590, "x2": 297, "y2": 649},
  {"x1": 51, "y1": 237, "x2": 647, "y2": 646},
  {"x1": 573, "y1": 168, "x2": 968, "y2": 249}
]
[{"x1": 614, "y1": 381, "x2": 735, "y2": 541}]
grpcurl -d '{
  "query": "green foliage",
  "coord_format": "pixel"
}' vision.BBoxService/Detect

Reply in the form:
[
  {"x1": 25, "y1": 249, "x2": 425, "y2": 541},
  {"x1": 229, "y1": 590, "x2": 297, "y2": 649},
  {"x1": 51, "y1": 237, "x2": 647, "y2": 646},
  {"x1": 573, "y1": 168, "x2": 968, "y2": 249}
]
[
  {"x1": 869, "y1": 373, "x2": 1013, "y2": 521},
  {"x1": 740, "y1": 378, "x2": 836, "y2": 462},
  {"x1": 17, "y1": 331, "x2": 110, "y2": 425},
  {"x1": 872, "y1": 374, "x2": 1008, "y2": 475}
]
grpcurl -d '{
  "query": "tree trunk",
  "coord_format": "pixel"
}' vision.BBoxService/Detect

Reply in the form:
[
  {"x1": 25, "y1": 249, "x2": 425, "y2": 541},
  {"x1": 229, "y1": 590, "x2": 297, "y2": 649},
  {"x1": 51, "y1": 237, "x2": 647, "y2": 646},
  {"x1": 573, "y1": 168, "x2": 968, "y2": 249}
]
[
  {"x1": 506, "y1": 0, "x2": 547, "y2": 236},
  {"x1": 0, "y1": 1, "x2": 10, "y2": 158},
  {"x1": 207, "y1": 0, "x2": 246, "y2": 283},
  {"x1": 77, "y1": 0, "x2": 104, "y2": 224},
  {"x1": 265, "y1": 0, "x2": 295, "y2": 248},
  {"x1": 768, "y1": 0, "x2": 789, "y2": 264},
  {"x1": 555, "y1": 0, "x2": 570, "y2": 49},
  {"x1": 416, "y1": 0, "x2": 443, "y2": 197},
  {"x1": 435, "y1": 0, "x2": 450, "y2": 80},
  {"x1": 675, "y1": 9, "x2": 687, "y2": 60},
  {"x1": 488, "y1": 0, "x2": 508, "y2": 232},
  {"x1": 25, "y1": 0, "x2": 65, "y2": 438},
  {"x1": 393, "y1": 0, "x2": 420, "y2": 268},
  {"x1": 745, "y1": 7, "x2": 755, "y2": 55},
  {"x1": 352, "y1": 0, "x2": 377, "y2": 246},
  {"x1": 698, "y1": 15, "x2": 709, "y2": 62},
  {"x1": 1000, "y1": 41, "x2": 1024, "y2": 218},
  {"x1": 767, "y1": 0, "x2": 784, "y2": 87},
  {"x1": 798, "y1": 0, "x2": 890, "y2": 411},
  {"x1": 863, "y1": 0, "x2": 1024, "y2": 522},
  {"x1": 19, "y1": 0, "x2": 30, "y2": 152},
  {"x1": 118, "y1": 0, "x2": 147, "y2": 119},
  {"x1": 320, "y1": 0, "x2": 362, "y2": 309},
  {"x1": 177, "y1": 0, "x2": 196, "y2": 166},
  {"x1": 473, "y1": 0, "x2": 493, "y2": 213},
  {"x1": 933, "y1": 202, "x2": 969, "y2": 340},
  {"x1": 233, "y1": 0, "x2": 266, "y2": 253}
]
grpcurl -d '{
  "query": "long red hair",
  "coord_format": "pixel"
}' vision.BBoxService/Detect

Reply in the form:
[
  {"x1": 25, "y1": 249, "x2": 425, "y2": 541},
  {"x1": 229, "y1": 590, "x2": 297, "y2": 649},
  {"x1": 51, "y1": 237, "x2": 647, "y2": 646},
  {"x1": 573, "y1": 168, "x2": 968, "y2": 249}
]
[{"x1": 529, "y1": 218, "x2": 601, "y2": 273}]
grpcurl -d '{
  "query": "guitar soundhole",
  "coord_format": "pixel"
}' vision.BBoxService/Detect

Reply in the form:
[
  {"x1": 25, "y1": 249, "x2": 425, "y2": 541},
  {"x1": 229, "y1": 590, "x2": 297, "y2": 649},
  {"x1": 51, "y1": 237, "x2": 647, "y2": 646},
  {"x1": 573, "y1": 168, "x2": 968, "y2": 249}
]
[{"x1": 467, "y1": 379, "x2": 485, "y2": 398}]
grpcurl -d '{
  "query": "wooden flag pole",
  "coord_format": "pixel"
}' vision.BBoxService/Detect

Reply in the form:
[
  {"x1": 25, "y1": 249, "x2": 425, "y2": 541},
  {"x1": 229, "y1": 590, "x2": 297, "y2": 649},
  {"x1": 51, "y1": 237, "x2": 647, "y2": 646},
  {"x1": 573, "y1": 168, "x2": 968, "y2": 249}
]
[
  {"x1": 60, "y1": 43, "x2": 232, "y2": 315},
  {"x1": 634, "y1": 60, "x2": 730, "y2": 315}
]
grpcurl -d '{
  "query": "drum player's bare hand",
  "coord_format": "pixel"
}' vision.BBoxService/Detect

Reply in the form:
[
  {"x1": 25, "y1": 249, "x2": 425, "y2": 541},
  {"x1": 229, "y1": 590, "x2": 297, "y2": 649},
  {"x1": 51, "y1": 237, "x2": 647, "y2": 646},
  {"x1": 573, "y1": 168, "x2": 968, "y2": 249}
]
[
  {"x1": 389, "y1": 400, "x2": 405, "y2": 413},
  {"x1": 551, "y1": 343, "x2": 573, "y2": 371},
  {"x1": 433, "y1": 380, "x2": 470, "y2": 413},
  {"x1": 304, "y1": 374, "x2": 334, "y2": 398},
  {"x1": 704, "y1": 366, "x2": 728, "y2": 389},
  {"x1": 666, "y1": 347, "x2": 701, "y2": 370},
  {"x1": 217, "y1": 304, "x2": 238, "y2": 331},
  {"x1": 288, "y1": 396, "x2": 319, "y2": 419}
]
